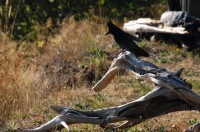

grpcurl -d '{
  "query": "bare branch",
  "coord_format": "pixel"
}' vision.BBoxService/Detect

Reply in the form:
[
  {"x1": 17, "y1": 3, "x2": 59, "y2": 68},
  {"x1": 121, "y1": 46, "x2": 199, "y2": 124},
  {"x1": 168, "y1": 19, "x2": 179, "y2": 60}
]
[{"x1": 18, "y1": 51, "x2": 200, "y2": 132}]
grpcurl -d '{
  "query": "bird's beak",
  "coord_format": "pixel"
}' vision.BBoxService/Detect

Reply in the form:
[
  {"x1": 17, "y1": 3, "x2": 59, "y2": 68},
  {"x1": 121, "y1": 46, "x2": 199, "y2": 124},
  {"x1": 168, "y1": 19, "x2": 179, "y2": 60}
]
[{"x1": 105, "y1": 31, "x2": 110, "y2": 35}]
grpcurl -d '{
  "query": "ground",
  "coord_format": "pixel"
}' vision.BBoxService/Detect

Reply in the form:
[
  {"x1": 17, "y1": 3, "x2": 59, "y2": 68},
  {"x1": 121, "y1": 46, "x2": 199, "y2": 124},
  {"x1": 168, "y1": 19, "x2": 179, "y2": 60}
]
[{"x1": 0, "y1": 18, "x2": 199, "y2": 131}]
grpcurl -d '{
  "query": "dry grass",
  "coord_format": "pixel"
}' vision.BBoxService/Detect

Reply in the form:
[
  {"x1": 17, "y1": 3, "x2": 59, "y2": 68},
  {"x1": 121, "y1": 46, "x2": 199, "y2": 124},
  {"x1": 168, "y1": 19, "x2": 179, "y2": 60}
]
[{"x1": 0, "y1": 18, "x2": 199, "y2": 131}]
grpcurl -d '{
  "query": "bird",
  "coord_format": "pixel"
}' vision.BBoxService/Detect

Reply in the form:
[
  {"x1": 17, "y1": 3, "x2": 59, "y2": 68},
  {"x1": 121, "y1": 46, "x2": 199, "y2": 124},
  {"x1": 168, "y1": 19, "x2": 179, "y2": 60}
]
[{"x1": 106, "y1": 21, "x2": 149, "y2": 57}]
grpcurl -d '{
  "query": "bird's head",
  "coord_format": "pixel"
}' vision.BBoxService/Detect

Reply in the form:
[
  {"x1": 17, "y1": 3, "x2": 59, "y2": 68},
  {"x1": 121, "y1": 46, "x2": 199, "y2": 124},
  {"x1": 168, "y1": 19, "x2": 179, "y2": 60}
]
[{"x1": 105, "y1": 20, "x2": 113, "y2": 35}]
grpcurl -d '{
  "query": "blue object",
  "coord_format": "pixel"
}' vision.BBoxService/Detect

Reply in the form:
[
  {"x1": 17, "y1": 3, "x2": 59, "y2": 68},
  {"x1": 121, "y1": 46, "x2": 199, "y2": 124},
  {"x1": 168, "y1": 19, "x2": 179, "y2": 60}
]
[{"x1": 166, "y1": 0, "x2": 200, "y2": 18}]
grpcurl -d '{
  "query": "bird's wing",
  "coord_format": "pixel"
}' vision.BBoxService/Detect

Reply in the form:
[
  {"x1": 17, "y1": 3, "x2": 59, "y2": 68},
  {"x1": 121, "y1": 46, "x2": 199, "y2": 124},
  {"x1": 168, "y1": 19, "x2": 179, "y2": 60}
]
[
  {"x1": 130, "y1": 41, "x2": 149, "y2": 57},
  {"x1": 126, "y1": 32, "x2": 141, "y2": 42}
]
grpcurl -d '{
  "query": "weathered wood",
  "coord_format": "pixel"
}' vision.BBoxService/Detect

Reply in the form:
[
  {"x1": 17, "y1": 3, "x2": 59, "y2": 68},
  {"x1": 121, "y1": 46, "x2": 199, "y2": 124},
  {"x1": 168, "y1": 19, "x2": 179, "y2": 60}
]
[
  {"x1": 18, "y1": 51, "x2": 200, "y2": 132},
  {"x1": 123, "y1": 18, "x2": 188, "y2": 34}
]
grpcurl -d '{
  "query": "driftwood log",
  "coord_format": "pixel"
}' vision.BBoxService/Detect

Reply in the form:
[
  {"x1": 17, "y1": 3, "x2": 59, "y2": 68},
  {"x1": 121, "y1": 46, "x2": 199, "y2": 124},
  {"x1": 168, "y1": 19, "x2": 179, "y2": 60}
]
[
  {"x1": 123, "y1": 18, "x2": 188, "y2": 35},
  {"x1": 18, "y1": 51, "x2": 200, "y2": 132},
  {"x1": 123, "y1": 18, "x2": 200, "y2": 51}
]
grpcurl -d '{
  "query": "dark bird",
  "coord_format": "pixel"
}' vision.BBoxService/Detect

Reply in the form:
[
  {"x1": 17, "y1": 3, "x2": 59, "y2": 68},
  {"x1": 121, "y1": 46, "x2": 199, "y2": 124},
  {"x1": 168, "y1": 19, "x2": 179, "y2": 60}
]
[{"x1": 106, "y1": 21, "x2": 149, "y2": 57}]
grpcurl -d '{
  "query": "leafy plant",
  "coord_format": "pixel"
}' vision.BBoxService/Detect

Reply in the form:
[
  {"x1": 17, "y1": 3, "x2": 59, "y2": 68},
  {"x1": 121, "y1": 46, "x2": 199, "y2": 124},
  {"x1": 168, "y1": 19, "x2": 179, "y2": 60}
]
[{"x1": 187, "y1": 118, "x2": 199, "y2": 126}]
